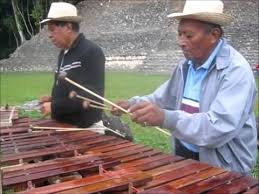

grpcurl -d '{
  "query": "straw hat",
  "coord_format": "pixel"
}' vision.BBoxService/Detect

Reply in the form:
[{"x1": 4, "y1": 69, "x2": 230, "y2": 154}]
[
  {"x1": 167, "y1": 0, "x2": 233, "y2": 26},
  {"x1": 40, "y1": 2, "x2": 81, "y2": 24}
]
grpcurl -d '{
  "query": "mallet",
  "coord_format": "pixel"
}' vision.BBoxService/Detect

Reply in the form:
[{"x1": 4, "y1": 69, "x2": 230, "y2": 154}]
[
  {"x1": 81, "y1": 100, "x2": 111, "y2": 111},
  {"x1": 29, "y1": 125, "x2": 106, "y2": 132},
  {"x1": 69, "y1": 91, "x2": 111, "y2": 111},
  {"x1": 59, "y1": 72, "x2": 171, "y2": 136},
  {"x1": 69, "y1": 91, "x2": 107, "y2": 107},
  {"x1": 59, "y1": 72, "x2": 129, "y2": 114},
  {"x1": 30, "y1": 125, "x2": 125, "y2": 138},
  {"x1": 8, "y1": 107, "x2": 15, "y2": 123}
]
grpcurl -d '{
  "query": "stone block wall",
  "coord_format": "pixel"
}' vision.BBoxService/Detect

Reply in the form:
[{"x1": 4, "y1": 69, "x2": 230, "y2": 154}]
[{"x1": 0, "y1": 0, "x2": 258, "y2": 73}]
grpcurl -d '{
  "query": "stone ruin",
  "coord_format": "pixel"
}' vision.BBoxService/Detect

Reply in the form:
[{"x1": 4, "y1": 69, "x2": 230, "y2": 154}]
[{"x1": 0, "y1": 0, "x2": 258, "y2": 73}]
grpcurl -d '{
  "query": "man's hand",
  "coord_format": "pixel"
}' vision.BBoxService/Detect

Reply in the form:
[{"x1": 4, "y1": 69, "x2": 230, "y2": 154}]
[
  {"x1": 39, "y1": 96, "x2": 51, "y2": 104},
  {"x1": 129, "y1": 101, "x2": 164, "y2": 127},
  {"x1": 110, "y1": 100, "x2": 130, "y2": 116},
  {"x1": 40, "y1": 102, "x2": 51, "y2": 115}
]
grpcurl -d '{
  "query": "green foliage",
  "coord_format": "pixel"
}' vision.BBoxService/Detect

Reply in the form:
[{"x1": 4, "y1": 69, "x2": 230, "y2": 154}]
[
  {"x1": 2, "y1": 16, "x2": 16, "y2": 32},
  {"x1": 0, "y1": 0, "x2": 84, "y2": 58},
  {"x1": 31, "y1": 2, "x2": 43, "y2": 29}
]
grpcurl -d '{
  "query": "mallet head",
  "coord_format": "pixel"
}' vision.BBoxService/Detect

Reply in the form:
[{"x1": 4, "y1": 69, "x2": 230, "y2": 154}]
[
  {"x1": 58, "y1": 71, "x2": 67, "y2": 80},
  {"x1": 82, "y1": 100, "x2": 90, "y2": 109},
  {"x1": 69, "y1": 91, "x2": 77, "y2": 99}
]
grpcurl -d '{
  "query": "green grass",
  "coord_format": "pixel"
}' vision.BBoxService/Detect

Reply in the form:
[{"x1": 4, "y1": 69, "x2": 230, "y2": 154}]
[
  {"x1": 0, "y1": 71, "x2": 258, "y2": 178},
  {"x1": 0, "y1": 72, "x2": 53, "y2": 105}
]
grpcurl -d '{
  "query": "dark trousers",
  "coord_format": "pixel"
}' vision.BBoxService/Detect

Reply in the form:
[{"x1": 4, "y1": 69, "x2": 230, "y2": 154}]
[{"x1": 175, "y1": 138, "x2": 199, "y2": 161}]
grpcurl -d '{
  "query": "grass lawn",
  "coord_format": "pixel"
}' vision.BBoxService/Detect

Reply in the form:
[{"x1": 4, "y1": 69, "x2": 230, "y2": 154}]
[{"x1": 0, "y1": 71, "x2": 258, "y2": 178}]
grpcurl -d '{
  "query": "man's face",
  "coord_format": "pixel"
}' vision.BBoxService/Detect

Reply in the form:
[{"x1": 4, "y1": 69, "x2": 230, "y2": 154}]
[
  {"x1": 178, "y1": 19, "x2": 218, "y2": 65},
  {"x1": 47, "y1": 22, "x2": 70, "y2": 49}
]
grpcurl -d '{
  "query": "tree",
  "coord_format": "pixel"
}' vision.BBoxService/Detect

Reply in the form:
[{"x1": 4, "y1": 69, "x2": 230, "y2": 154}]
[
  {"x1": 11, "y1": 0, "x2": 25, "y2": 44},
  {"x1": 15, "y1": 0, "x2": 33, "y2": 38},
  {"x1": 0, "y1": 0, "x2": 83, "y2": 59},
  {"x1": 2, "y1": 17, "x2": 19, "y2": 47},
  {"x1": 30, "y1": 1, "x2": 44, "y2": 32},
  {"x1": 26, "y1": 0, "x2": 34, "y2": 36}
]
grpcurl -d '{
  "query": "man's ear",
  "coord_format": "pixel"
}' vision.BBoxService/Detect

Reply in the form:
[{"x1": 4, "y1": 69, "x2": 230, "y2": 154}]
[{"x1": 210, "y1": 28, "x2": 221, "y2": 44}]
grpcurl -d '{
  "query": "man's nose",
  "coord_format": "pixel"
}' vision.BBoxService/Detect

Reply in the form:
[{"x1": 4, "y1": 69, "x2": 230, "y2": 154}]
[
  {"x1": 48, "y1": 32, "x2": 53, "y2": 39},
  {"x1": 178, "y1": 36, "x2": 186, "y2": 48}
]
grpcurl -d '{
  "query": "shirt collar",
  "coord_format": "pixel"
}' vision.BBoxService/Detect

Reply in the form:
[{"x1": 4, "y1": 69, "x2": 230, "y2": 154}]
[{"x1": 62, "y1": 33, "x2": 84, "y2": 55}]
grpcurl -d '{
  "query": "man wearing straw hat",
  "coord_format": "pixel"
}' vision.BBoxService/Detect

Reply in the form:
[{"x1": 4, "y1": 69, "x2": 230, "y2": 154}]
[
  {"x1": 111, "y1": 0, "x2": 257, "y2": 175},
  {"x1": 39, "y1": 2, "x2": 105, "y2": 128}
]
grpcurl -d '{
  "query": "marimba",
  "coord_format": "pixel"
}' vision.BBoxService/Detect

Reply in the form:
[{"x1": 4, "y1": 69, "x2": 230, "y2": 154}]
[
  {"x1": 1, "y1": 115, "x2": 258, "y2": 194},
  {"x1": 0, "y1": 106, "x2": 18, "y2": 127}
]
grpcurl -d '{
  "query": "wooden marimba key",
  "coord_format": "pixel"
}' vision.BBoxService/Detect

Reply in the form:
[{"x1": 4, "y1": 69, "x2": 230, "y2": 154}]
[{"x1": 1, "y1": 116, "x2": 258, "y2": 194}]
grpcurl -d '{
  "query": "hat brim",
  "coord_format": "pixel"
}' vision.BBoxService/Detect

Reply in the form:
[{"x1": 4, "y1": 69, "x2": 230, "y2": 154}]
[
  {"x1": 40, "y1": 16, "x2": 81, "y2": 24},
  {"x1": 167, "y1": 12, "x2": 233, "y2": 26}
]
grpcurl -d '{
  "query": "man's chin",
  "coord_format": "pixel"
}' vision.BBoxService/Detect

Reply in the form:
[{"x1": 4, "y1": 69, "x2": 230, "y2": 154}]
[
  {"x1": 55, "y1": 45, "x2": 61, "y2": 48},
  {"x1": 183, "y1": 54, "x2": 191, "y2": 60},
  {"x1": 52, "y1": 42, "x2": 62, "y2": 48}
]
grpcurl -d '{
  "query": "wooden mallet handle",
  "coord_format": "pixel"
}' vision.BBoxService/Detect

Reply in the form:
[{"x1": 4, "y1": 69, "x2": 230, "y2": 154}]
[
  {"x1": 59, "y1": 72, "x2": 170, "y2": 136},
  {"x1": 59, "y1": 72, "x2": 129, "y2": 115}
]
